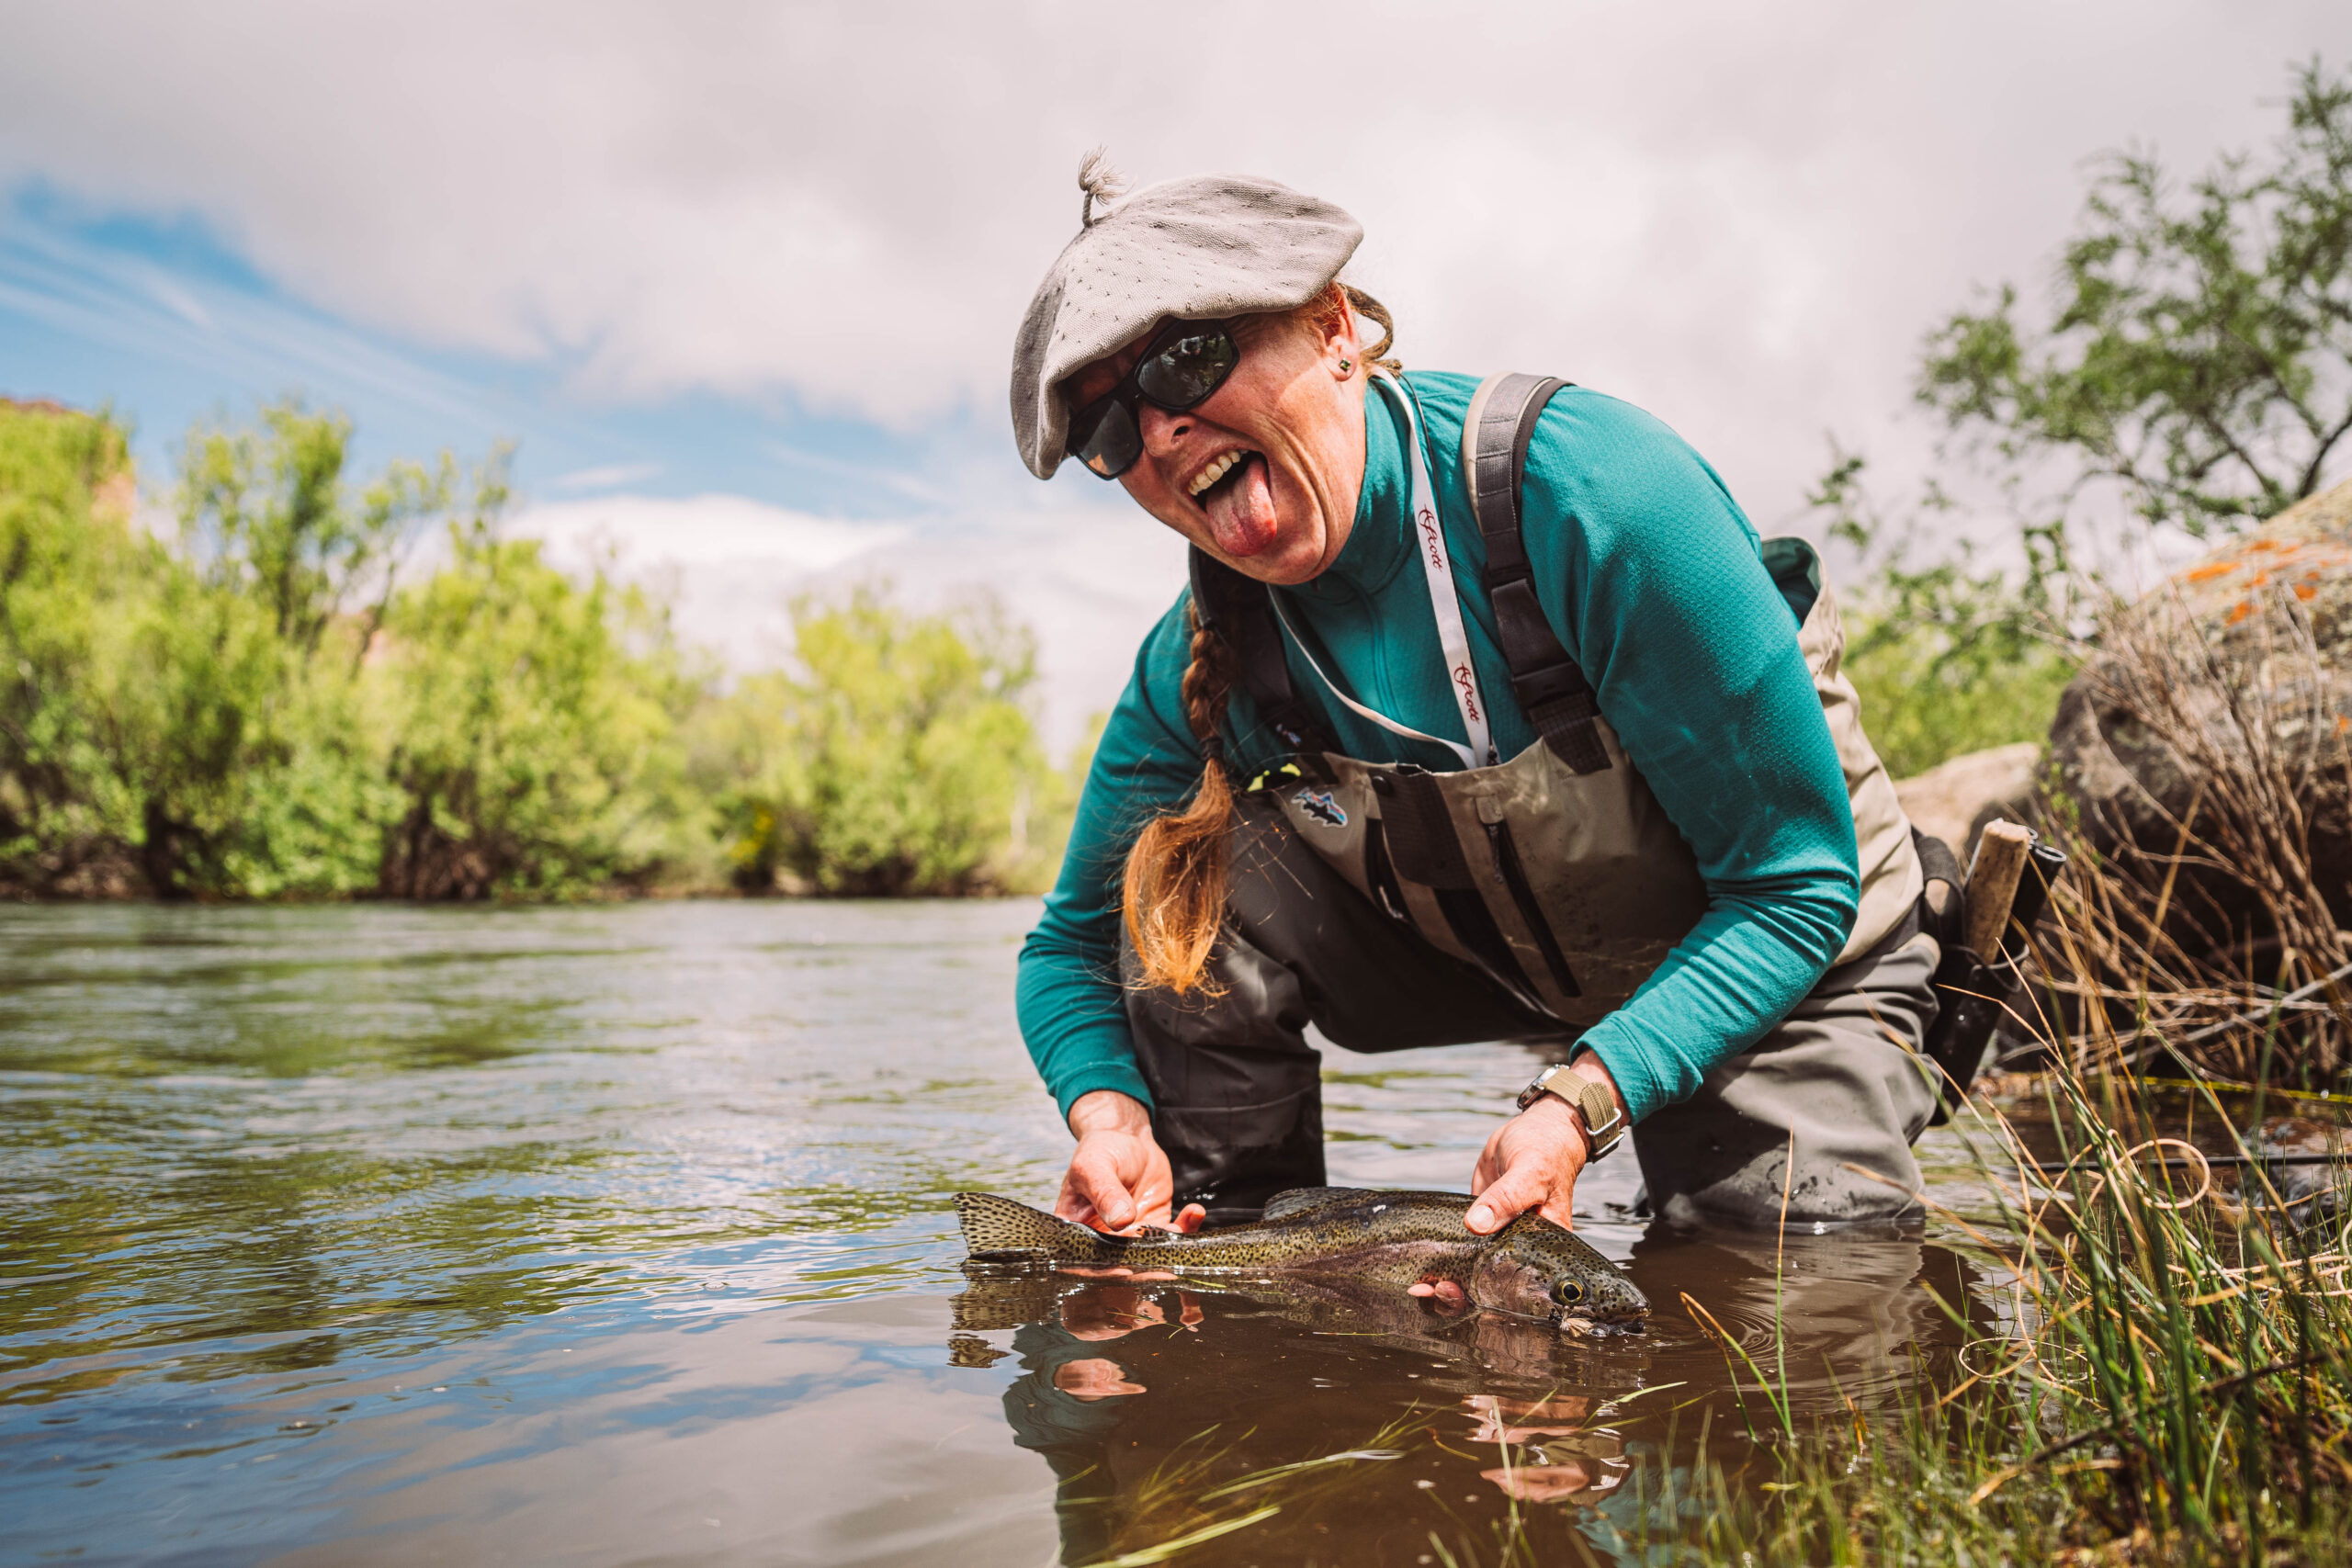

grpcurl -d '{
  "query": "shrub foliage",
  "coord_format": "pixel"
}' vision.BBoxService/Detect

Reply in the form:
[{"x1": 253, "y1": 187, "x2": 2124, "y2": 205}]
[{"x1": 0, "y1": 397, "x2": 1074, "y2": 900}]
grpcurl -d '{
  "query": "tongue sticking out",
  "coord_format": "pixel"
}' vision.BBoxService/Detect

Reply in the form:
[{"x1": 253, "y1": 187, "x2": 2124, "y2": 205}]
[{"x1": 1203, "y1": 455, "x2": 1279, "y2": 558}]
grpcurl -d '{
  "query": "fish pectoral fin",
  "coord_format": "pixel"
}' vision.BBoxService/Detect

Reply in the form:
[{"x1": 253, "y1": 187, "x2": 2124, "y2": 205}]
[{"x1": 1259, "y1": 1186, "x2": 1380, "y2": 1223}]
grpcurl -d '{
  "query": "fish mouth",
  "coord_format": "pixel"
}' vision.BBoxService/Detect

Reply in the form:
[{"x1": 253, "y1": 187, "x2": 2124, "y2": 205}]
[{"x1": 1552, "y1": 1292, "x2": 1651, "y2": 1334}]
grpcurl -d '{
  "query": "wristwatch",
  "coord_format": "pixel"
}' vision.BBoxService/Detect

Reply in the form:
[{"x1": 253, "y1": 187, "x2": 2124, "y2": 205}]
[{"x1": 1515, "y1": 1062, "x2": 1628, "y2": 1161}]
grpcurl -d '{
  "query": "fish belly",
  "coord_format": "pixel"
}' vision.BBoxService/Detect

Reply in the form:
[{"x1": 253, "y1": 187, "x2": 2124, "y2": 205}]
[{"x1": 1273, "y1": 1237, "x2": 1479, "y2": 1289}]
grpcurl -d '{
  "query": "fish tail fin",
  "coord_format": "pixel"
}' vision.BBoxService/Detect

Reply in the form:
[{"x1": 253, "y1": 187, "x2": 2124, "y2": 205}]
[{"x1": 954, "y1": 1192, "x2": 1103, "y2": 1262}]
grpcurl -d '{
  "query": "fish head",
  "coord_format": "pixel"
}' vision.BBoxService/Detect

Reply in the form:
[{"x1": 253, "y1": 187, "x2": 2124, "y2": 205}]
[{"x1": 1470, "y1": 1215, "x2": 1649, "y2": 1330}]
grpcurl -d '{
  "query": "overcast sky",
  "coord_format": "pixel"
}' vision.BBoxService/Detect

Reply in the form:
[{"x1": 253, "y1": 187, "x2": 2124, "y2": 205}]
[{"x1": 1, "y1": 2, "x2": 2341, "y2": 741}]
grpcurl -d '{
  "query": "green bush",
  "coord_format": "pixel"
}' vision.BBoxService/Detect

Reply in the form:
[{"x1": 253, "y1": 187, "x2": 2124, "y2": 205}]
[
  {"x1": 1842, "y1": 620, "x2": 2074, "y2": 781},
  {"x1": 376, "y1": 523, "x2": 710, "y2": 898},
  {"x1": 1813, "y1": 451, "x2": 2079, "y2": 780},
  {"x1": 0, "y1": 398, "x2": 1078, "y2": 901},
  {"x1": 698, "y1": 589, "x2": 1066, "y2": 896},
  {"x1": 0, "y1": 402, "x2": 148, "y2": 893}
]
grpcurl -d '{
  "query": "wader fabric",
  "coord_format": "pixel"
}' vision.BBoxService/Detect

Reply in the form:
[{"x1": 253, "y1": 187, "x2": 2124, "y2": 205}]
[{"x1": 1124, "y1": 800, "x2": 1941, "y2": 1227}]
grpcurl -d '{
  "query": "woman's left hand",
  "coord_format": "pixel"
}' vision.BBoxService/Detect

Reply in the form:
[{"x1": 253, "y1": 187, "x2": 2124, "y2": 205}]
[
  {"x1": 1464, "y1": 1055, "x2": 1628, "y2": 1235},
  {"x1": 1465, "y1": 1095, "x2": 1588, "y2": 1233}
]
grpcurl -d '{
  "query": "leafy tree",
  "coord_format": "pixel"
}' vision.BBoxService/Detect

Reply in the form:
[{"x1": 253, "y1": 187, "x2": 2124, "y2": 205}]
[
  {"x1": 1920, "y1": 60, "x2": 2352, "y2": 539},
  {"x1": 0, "y1": 401, "x2": 148, "y2": 891},
  {"x1": 702, "y1": 589, "x2": 1049, "y2": 896},
  {"x1": 128, "y1": 404, "x2": 471, "y2": 897},
  {"x1": 375, "y1": 517, "x2": 709, "y2": 899},
  {"x1": 178, "y1": 402, "x2": 454, "y2": 662}
]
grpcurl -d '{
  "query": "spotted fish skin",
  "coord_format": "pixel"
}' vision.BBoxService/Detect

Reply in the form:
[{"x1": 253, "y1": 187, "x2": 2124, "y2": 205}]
[{"x1": 951, "y1": 1187, "x2": 1647, "y2": 1329}]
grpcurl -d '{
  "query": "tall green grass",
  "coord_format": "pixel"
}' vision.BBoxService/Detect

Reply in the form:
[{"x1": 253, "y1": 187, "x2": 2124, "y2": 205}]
[
  {"x1": 1662, "y1": 823, "x2": 2352, "y2": 1567},
  {"x1": 1684, "y1": 1066, "x2": 2352, "y2": 1566}
]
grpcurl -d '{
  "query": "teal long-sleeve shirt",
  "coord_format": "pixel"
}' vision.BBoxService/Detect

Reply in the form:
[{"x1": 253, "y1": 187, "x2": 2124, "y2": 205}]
[{"x1": 1016, "y1": 372, "x2": 1860, "y2": 1126}]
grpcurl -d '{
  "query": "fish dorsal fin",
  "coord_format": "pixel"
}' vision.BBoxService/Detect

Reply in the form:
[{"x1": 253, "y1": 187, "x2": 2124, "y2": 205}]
[{"x1": 1261, "y1": 1187, "x2": 1379, "y2": 1223}]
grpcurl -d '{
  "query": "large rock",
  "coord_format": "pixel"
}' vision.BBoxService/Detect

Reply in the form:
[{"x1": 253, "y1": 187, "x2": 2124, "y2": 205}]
[{"x1": 2047, "y1": 476, "x2": 2352, "y2": 957}]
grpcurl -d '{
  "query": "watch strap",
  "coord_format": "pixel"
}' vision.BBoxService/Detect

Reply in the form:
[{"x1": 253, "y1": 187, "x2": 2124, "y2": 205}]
[{"x1": 1515, "y1": 1063, "x2": 1627, "y2": 1161}]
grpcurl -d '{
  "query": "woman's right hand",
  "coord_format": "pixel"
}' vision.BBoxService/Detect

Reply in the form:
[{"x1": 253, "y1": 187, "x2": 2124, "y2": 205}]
[{"x1": 1056, "y1": 1090, "x2": 1205, "y2": 1235}]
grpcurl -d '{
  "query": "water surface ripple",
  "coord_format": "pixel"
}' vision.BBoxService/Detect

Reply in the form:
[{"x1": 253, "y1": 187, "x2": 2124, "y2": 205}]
[{"x1": 0, "y1": 902, "x2": 1999, "y2": 1565}]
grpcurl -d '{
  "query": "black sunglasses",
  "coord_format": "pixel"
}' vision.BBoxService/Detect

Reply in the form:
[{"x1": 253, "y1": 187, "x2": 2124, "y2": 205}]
[{"x1": 1065, "y1": 318, "x2": 1242, "y2": 479}]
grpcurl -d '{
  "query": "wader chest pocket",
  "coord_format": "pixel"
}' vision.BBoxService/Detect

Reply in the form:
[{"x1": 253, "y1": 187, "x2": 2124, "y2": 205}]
[
  {"x1": 1366, "y1": 769, "x2": 1581, "y2": 1007},
  {"x1": 1369, "y1": 770, "x2": 1473, "y2": 888}
]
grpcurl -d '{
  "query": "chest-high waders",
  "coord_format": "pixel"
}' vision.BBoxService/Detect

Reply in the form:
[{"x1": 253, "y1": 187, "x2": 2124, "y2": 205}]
[{"x1": 1123, "y1": 373, "x2": 1990, "y2": 1229}]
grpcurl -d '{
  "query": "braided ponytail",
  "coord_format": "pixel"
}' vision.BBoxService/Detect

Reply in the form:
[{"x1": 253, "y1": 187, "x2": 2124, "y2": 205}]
[{"x1": 1121, "y1": 603, "x2": 1241, "y2": 994}]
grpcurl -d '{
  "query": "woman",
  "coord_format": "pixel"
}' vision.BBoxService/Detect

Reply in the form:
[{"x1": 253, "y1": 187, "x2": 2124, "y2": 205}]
[{"x1": 1011, "y1": 165, "x2": 1937, "y2": 1244}]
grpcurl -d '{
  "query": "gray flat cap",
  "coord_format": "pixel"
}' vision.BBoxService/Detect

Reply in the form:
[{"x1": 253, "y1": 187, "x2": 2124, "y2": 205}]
[{"x1": 1010, "y1": 172, "x2": 1363, "y2": 479}]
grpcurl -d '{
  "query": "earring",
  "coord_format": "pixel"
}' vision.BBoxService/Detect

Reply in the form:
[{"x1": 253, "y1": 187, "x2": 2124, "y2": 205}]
[{"x1": 1339, "y1": 357, "x2": 1353, "y2": 373}]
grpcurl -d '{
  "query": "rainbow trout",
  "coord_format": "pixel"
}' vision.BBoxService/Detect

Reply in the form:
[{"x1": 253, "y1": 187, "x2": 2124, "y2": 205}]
[{"x1": 954, "y1": 1186, "x2": 1648, "y2": 1333}]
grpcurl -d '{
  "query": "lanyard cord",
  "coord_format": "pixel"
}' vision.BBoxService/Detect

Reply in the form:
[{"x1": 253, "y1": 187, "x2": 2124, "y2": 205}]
[
  {"x1": 1264, "y1": 370, "x2": 1498, "y2": 771},
  {"x1": 1264, "y1": 592, "x2": 1478, "y2": 770}
]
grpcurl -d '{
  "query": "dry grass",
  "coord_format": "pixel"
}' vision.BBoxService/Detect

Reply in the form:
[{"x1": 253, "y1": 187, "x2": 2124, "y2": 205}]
[{"x1": 2030, "y1": 580, "x2": 2352, "y2": 1089}]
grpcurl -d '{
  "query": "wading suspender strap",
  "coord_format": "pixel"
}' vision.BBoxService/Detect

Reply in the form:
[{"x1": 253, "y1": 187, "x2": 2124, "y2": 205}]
[
  {"x1": 1462, "y1": 374, "x2": 1612, "y2": 775},
  {"x1": 1188, "y1": 547, "x2": 1332, "y2": 755}
]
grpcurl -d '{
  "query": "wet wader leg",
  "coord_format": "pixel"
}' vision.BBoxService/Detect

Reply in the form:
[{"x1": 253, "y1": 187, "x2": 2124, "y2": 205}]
[
  {"x1": 1633, "y1": 927, "x2": 1941, "y2": 1227},
  {"x1": 1123, "y1": 798, "x2": 1554, "y2": 1223}
]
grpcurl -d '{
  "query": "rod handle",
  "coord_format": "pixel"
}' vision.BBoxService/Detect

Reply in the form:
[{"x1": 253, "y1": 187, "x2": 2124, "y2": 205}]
[{"x1": 1963, "y1": 819, "x2": 2037, "y2": 958}]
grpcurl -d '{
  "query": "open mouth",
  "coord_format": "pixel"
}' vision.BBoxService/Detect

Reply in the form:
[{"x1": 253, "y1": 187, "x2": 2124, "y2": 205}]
[
  {"x1": 1189, "y1": 448, "x2": 1260, "y2": 502},
  {"x1": 1187, "y1": 450, "x2": 1278, "y2": 558}
]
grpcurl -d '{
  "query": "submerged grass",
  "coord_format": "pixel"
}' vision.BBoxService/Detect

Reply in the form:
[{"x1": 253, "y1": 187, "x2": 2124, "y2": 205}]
[{"x1": 1068, "y1": 1414, "x2": 1421, "y2": 1567}]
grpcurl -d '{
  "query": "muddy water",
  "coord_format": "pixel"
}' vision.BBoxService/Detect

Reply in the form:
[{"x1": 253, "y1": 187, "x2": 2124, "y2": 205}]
[{"x1": 0, "y1": 903, "x2": 2003, "y2": 1565}]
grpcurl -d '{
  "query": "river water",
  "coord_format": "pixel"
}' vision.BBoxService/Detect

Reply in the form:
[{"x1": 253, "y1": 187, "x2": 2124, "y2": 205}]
[{"x1": 1, "y1": 902, "x2": 2008, "y2": 1566}]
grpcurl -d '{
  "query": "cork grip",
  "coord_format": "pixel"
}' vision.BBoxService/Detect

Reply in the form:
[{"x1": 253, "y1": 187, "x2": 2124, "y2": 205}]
[{"x1": 1963, "y1": 820, "x2": 2037, "y2": 958}]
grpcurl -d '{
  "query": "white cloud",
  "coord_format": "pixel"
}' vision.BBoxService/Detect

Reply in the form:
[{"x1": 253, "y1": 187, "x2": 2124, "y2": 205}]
[
  {"x1": 1, "y1": 0, "x2": 2338, "y2": 536},
  {"x1": 505, "y1": 491, "x2": 906, "y2": 681},
  {"x1": 513, "y1": 491, "x2": 896, "y2": 579}
]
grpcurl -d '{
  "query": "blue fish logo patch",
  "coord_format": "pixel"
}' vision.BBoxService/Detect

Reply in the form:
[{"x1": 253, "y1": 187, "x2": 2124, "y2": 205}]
[{"x1": 1293, "y1": 787, "x2": 1346, "y2": 829}]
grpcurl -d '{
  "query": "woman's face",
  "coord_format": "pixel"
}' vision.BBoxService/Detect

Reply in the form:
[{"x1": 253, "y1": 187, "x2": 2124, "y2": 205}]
[{"x1": 1063, "y1": 301, "x2": 1367, "y2": 585}]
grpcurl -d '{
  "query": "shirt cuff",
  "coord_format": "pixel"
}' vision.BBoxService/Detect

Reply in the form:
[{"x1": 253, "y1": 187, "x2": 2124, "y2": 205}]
[
  {"x1": 1572, "y1": 1028, "x2": 1667, "y2": 1126},
  {"x1": 1050, "y1": 1062, "x2": 1156, "y2": 1122}
]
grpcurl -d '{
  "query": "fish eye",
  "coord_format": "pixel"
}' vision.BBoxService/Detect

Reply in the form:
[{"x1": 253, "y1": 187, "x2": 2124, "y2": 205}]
[{"x1": 1554, "y1": 1280, "x2": 1584, "y2": 1303}]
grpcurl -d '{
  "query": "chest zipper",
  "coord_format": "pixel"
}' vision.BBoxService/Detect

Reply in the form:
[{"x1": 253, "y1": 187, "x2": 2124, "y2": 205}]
[{"x1": 1482, "y1": 818, "x2": 1582, "y2": 998}]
